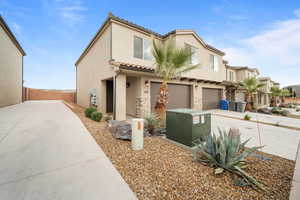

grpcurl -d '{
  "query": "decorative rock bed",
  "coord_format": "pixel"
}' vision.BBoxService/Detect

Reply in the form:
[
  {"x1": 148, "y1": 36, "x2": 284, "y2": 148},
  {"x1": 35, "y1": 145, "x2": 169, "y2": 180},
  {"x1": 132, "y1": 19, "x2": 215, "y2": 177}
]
[{"x1": 68, "y1": 103, "x2": 295, "y2": 200}]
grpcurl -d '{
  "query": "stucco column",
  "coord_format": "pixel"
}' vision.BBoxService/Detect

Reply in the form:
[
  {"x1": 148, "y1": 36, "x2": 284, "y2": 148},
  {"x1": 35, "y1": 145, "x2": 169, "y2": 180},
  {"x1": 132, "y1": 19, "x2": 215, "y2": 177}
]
[{"x1": 115, "y1": 73, "x2": 126, "y2": 121}]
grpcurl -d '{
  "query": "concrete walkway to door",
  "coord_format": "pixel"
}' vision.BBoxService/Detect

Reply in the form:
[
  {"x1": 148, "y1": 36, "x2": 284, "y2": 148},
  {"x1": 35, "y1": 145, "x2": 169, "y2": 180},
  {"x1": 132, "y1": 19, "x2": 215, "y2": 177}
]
[{"x1": 0, "y1": 101, "x2": 136, "y2": 200}]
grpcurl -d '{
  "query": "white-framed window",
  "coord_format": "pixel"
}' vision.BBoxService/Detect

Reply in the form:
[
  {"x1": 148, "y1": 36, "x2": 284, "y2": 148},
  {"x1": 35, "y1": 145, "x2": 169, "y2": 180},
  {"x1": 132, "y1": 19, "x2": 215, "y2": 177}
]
[
  {"x1": 229, "y1": 71, "x2": 234, "y2": 81},
  {"x1": 210, "y1": 54, "x2": 219, "y2": 72},
  {"x1": 185, "y1": 44, "x2": 199, "y2": 65},
  {"x1": 133, "y1": 36, "x2": 152, "y2": 60}
]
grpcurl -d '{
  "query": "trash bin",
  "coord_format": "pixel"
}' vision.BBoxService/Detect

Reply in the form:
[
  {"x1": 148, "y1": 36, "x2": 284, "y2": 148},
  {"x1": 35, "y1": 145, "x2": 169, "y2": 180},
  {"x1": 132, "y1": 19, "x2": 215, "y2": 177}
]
[
  {"x1": 236, "y1": 102, "x2": 247, "y2": 112},
  {"x1": 229, "y1": 101, "x2": 237, "y2": 111},
  {"x1": 166, "y1": 109, "x2": 211, "y2": 147},
  {"x1": 220, "y1": 100, "x2": 229, "y2": 110}
]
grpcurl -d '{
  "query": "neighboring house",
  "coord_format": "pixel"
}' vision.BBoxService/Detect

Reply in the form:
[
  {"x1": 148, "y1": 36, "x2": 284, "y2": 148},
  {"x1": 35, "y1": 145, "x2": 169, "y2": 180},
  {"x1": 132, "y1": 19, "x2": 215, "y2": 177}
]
[
  {"x1": 224, "y1": 65, "x2": 260, "y2": 102},
  {"x1": 0, "y1": 15, "x2": 26, "y2": 107},
  {"x1": 224, "y1": 63, "x2": 282, "y2": 107},
  {"x1": 75, "y1": 13, "x2": 227, "y2": 120},
  {"x1": 284, "y1": 84, "x2": 300, "y2": 97}
]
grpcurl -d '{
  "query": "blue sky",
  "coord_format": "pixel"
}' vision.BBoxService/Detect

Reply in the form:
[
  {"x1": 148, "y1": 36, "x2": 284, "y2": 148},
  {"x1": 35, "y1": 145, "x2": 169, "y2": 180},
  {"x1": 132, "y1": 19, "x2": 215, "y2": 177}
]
[{"x1": 1, "y1": 0, "x2": 299, "y2": 89}]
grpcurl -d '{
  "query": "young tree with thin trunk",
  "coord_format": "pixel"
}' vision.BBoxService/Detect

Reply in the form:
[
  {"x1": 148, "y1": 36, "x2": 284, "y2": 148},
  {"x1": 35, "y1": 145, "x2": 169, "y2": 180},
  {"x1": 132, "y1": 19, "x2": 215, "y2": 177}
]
[
  {"x1": 152, "y1": 40, "x2": 199, "y2": 124},
  {"x1": 239, "y1": 77, "x2": 265, "y2": 111}
]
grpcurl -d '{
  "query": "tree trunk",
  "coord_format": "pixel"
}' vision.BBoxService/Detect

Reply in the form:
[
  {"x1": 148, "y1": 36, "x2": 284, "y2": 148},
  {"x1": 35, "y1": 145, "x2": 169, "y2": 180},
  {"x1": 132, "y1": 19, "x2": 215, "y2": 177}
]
[
  {"x1": 270, "y1": 96, "x2": 276, "y2": 107},
  {"x1": 155, "y1": 82, "x2": 168, "y2": 127},
  {"x1": 245, "y1": 93, "x2": 252, "y2": 111}
]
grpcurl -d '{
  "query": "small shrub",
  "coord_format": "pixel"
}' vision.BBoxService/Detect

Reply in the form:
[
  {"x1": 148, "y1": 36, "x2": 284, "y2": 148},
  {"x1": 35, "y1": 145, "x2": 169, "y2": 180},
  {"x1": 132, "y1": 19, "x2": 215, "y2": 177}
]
[
  {"x1": 271, "y1": 107, "x2": 282, "y2": 114},
  {"x1": 194, "y1": 128, "x2": 264, "y2": 190},
  {"x1": 244, "y1": 114, "x2": 251, "y2": 120},
  {"x1": 85, "y1": 107, "x2": 97, "y2": 118},
  {"x1": 296, "y1": 108, "x2": 300, "y2": 112},
  {"x1": 91, "y1": 112, "x2": 102, "y2": 122},
  {"x1": 144, "y1": 114, "x2": 160, "y2": 135}
]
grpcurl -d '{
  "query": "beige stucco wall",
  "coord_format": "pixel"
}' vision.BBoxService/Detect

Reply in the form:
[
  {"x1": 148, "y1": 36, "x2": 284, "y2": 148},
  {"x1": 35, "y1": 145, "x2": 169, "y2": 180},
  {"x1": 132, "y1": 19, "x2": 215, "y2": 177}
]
[
  {"x1": 260, "y1": 79, "x2": 272, "y2": 93},
  {"x1": 226, "y1": 69, "x2": 236, "y2": 82},
  {"x1": 131, "y1": 74, "x2": 225, "y2": 117},
  {"x1": 111, "y1": 22, "x2": 226, "y2": 82},
  {"x1": 235, "y1": 69, "x2": 258, "y2": 83},
  {"x1": 111, "y1": 22, "x2": 159, "y2": 68},
  {"x1": 76, "y1": 25, "x2": 114, "y2": 112},
  {"x1": 126, "y1": 76, "x2": 142, "y2": 116},
  {"x1": 0, "y1": 25, "x2": 23, "y2": 107},
  {"x1": 174, "y1": 34, "x2": 226, "y2": 82}
]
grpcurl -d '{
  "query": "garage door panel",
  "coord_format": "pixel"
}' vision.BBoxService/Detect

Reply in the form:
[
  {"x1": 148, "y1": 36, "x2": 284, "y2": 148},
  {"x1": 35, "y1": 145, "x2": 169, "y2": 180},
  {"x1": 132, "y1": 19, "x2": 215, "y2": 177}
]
[
  {"x1": 202, "y1": 88, "x2": 222, "y2": 110},
  {"x1": 151, "y1": 82, "x2": 191, "y2": 111}
]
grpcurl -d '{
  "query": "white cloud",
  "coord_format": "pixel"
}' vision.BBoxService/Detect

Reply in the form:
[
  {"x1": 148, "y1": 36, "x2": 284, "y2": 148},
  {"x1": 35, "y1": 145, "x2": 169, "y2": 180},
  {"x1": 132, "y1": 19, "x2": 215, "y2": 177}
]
[
  {"x1": 223, "y1": 8, "x2": 300, "y2": 86},
  {"x1": 55, "y1": 0, "x2": 87, "y2": 26},
  {"x1": 11, "y1": 22, "x2": 21, "y2": 35},
  {"x1": 294, "y1": 8, "x2": 300, "y2": 18}
]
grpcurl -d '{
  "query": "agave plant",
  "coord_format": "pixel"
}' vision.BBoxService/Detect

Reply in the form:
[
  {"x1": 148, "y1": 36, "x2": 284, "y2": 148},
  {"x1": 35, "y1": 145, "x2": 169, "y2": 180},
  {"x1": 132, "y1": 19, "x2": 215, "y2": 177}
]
[
  {"x1": 144, "y1": 114, "x2": 160, "y2": 135},
  {"x1": 194, "y1": 128, "x2": 265, "y2": 191}
]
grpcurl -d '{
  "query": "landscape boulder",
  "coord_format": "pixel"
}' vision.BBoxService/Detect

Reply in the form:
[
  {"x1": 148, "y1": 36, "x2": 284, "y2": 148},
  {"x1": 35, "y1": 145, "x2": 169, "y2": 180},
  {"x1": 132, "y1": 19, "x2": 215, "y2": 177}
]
[
  {"x1": 108, "y1": 120, "x2": 149, "y2": 140},
  {"x1": 281, "y1": 110, "x2": 291, "y2": 116}
]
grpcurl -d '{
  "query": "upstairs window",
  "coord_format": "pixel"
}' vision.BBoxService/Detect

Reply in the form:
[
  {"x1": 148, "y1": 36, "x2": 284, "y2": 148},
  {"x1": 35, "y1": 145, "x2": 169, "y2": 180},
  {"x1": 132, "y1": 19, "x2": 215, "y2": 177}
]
[
  {"x1": 134, "y1": 36, "x2": 152, "y2": 60},
  {"x1": 229, "y1": 71, "x2": 234, "y2": 81},
  {"x1": 185, "y1": 44, "x2": 198, "y2": 65},
  {"x1": 210, "y1": 54, "x2": 219, "y2": 72}
]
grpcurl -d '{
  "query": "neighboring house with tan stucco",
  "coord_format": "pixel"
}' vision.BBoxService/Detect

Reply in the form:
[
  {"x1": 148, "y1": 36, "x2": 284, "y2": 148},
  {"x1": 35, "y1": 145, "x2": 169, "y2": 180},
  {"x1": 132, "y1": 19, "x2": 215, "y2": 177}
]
[
  {"x1": 0, "y1": 15, "x2": 26, "y2": 107},
  {"x1": 75, "y1": 13, "x2": 228, "y2": 120},
  {"x1": 224, "y1": 63, "x2": 280, "y2": 107}
]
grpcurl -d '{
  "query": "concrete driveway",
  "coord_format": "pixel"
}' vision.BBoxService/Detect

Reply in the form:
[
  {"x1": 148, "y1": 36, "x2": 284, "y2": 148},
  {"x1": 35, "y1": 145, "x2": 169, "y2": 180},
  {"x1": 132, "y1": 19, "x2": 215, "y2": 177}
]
[
  {"x1": 212, "y1": 114, "x2": 300, "y2": 160},
  {"x1": 0, "y1": 101, "x2": 136, "y2": 200}
]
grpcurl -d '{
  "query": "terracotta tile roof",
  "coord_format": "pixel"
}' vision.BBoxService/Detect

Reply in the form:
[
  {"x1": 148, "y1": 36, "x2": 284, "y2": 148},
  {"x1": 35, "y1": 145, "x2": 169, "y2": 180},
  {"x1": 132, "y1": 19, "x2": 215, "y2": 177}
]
[
  {"x1": 109, "y1": 60, "x2": 155, "y2": 72},
  {"x1": 109, "y1": 60, "x2": 223, "y2": 84},
  {"x1": 258, "y1": 77, "x2": 271, "y2": 81}
]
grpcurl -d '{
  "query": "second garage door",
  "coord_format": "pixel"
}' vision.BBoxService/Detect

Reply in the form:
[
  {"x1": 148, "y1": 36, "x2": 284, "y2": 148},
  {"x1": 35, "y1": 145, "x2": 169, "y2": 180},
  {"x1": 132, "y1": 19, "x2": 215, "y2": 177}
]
[
  {"x1": 202, "y1": 88, "x2": 222, "y2": 110},
  {"x1": 151, "y1": 82, "x2": 191, "y2": 111}
]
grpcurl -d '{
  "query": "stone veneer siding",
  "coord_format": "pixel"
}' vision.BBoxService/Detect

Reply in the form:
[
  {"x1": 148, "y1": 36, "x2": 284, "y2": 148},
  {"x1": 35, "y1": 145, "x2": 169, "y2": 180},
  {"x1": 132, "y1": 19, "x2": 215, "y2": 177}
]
[{"x1": 134, "y1": 78, "x2": 225, "y2": 117}]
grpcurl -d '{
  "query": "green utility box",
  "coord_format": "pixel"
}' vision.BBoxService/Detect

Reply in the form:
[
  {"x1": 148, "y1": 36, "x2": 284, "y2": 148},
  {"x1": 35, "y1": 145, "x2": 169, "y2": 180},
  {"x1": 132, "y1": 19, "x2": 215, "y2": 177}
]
[{"x1": 166, "y1": 109, "x2": 211, "y2": 147}]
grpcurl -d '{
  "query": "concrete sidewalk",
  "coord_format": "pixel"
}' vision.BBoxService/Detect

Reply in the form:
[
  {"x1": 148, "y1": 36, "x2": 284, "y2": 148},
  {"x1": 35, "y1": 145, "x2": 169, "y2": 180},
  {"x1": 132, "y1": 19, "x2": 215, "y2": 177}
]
[
  {"x1": 290, "y1": 141, "x2": 300, "y2": 200},
  {"x1": 0, "y1": 101, "x2": 136, "y2": 200},
  {"x1": 212, "y1": 114, "x2": 300, "y2": 160},
  {"x1": 212, "y1": 109, "x2": 300, "y2": 129}
]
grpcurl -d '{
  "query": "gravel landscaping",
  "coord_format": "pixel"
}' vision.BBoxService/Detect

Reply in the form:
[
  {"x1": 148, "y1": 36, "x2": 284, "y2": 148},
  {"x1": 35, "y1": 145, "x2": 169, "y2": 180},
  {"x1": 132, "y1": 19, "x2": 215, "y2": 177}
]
[{"x1": 68, "y1": 103, "x2": 295, "y2": 200}]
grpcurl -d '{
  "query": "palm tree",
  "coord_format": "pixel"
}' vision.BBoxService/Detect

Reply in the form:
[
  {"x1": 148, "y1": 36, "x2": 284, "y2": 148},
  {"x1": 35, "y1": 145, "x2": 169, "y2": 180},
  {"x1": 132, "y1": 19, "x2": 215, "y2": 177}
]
[
  {"x1": 152, "y1": 40, "x2": 199, "y2": 123},
  {"x1": 239, "y1": 77, "x2": 265, "y2": 111},
  {"x1": 270, "y1": 87, "x2": 282, "y2": 107}
]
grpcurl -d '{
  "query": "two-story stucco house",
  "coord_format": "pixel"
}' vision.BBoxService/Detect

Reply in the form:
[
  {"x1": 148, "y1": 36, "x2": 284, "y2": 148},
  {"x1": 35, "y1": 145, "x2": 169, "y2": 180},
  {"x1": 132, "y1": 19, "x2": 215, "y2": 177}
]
[
  {"x1": 75, "y1": 13, "x2": 227, "y2": 120},
  {"x1": 225, "y1": 65, "x2": 260, "y2": 102},
  {"x1": 0, "y1": 15, "x2": 26, "y2": 107},
  {"x1": 224, "y1": 63, "x2": 280, "y2": 107}
]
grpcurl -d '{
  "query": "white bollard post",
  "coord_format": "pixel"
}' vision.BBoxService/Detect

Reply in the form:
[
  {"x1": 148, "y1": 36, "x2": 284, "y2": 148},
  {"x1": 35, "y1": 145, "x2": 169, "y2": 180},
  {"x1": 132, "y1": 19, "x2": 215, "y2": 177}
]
[{"x1": 131, "y1": 118, "x2": 144, "y2": 150}]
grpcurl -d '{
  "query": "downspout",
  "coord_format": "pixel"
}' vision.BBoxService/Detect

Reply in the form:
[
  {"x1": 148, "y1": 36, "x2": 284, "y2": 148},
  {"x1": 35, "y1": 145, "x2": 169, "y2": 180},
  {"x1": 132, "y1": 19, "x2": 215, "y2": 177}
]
[
  {"x1": 113, "y1": 67, "x2": 120, "y2": 120},
  {"x1": 75, "y1": 66, "x2": 77, "y2": 103},
  {"x1": 21, "y1": 55, "x2": 24, "y2": 102}
]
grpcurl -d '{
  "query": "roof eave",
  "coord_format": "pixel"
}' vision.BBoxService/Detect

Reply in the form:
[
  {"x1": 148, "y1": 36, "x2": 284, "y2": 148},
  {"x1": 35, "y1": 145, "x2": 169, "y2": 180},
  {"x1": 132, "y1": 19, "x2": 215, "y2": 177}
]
[{"x1": 0, "y1": 15, "x2": 26, "y2": 56}]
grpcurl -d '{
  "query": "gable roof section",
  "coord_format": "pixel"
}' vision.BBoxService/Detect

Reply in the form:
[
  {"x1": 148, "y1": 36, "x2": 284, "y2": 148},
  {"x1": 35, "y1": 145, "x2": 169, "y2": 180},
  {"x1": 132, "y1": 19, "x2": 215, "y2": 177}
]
[
  {"x1": 0, "y1": 15, "x2": 26, "y2": 56},
  {"x1": 75, "y1": 13, "x2": 224, "y2": 66},
  {"x1": 226, "y1": 65, "x2": 260, "y2": 75}
]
